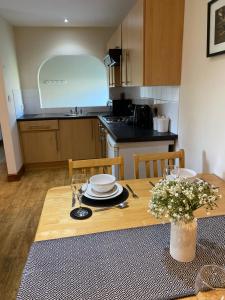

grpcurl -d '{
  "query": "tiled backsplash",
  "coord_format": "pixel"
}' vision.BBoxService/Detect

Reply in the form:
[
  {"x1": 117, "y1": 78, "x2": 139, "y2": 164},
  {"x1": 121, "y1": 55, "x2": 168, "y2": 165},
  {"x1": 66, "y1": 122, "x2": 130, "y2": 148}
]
[{"x1": 110, "y1": 86, "x2": 180, "y2": 134}]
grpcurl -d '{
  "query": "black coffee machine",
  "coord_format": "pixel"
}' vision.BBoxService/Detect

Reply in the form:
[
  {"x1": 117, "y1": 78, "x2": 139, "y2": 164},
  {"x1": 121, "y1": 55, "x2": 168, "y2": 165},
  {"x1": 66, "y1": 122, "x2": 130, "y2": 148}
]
[{"x1": 134, "y1": 105, "x2": 153, "y2": 129}]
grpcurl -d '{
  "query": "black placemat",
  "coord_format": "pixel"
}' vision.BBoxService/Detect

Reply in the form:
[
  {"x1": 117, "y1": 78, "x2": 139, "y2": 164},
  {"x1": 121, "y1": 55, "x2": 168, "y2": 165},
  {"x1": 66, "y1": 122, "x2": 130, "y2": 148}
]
[
  {"x1": 82, "y1": 187, "x2": 129, "y2": 207},
  {"x1": 17, "y1": 216, "x2": 225, "y2": 300}
]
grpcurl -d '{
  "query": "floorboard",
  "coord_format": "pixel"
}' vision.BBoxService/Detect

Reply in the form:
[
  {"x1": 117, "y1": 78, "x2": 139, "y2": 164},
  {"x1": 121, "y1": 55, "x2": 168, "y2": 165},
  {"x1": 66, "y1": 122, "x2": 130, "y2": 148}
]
[{"x1": 0, "y1": 163, "x2": 69, "y2": 300}]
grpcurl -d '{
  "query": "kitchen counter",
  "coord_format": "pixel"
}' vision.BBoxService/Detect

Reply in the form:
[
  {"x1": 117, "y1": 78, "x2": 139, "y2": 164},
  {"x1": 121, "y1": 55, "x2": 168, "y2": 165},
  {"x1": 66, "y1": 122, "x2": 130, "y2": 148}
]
[
  {"x1": 17, "y1": 113, "x2": 178, "y2": 143},
  {"x1": 17, "y1": 112, "x2": 108, "y2": 121},
  {"x1": 99, "y1": 116, "x2": 178, "y2": 143}
]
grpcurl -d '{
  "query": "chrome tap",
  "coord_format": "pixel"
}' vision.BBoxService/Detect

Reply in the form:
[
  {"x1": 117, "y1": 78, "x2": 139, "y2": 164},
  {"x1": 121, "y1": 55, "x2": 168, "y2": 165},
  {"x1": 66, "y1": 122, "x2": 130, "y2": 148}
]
[{"x1": 74, "y1": 107, "x2": 78, "y2": 115}]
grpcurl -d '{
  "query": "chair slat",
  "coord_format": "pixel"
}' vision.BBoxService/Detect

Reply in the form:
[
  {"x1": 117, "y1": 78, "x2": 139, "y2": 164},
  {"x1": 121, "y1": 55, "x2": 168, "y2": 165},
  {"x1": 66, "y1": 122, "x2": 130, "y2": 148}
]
[
  {"x1": 134, "y1": 155, "x2": 139, "y2": 179},
  {"x1": 153, "y1": 160, "x2": 158, "y2": 177},
  {"x1": 160, "y1": 159, "x2": 165, "y2": 177},
  {"x1": 145, "y1": 161, "x2": 150, "y2": 178},
  {"x1": 133, "y1": 149, "x2": 185, "y2": 179},
  {"x1": 107, "y1": 166, "x2": 112, "y2": 175},
  {"x1": 90, "y1": 167, "x2": 95, "y2": 176},
  {"x1": 68, "y1": 157, "x2": 124, "y2": 180},
  {"x1": 169, "y1": 159, "x2": 175, "y2": 166},
  {"x1": 99, "y1": 167, "x2": 104, "y2": 174}
]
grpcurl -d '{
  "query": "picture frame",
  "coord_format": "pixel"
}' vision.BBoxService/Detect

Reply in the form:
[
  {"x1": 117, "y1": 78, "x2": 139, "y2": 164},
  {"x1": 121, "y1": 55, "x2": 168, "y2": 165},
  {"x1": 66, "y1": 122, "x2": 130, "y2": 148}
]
[{"x1": 207, "y1": 0, "x2": 225, "y2": 56}]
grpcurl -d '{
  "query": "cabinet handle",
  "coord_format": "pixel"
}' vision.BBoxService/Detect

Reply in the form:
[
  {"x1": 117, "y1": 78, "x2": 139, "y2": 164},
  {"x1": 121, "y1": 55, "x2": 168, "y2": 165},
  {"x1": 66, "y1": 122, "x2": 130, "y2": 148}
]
[
  {"x1": 125, "y1": 50, "x2": 131, "y2": 85},
  {"x1": 120, "y1": 55, "x2": 122, "y2": 86},
  {"x1": 111, "y1": 66, "x2": 115, "y2": 86},
  {"x1": 108, "y1": 67, "x2": 111, "y2": 87},
  {"x1": 55, "y1": 131, "x2": 59, "y2": 152},
  {"x1": 28, "y1": 125, "x2": 50, "y2": 130},
  {"x1": 125, "y1": 50, "x2": 128, "y2": 85}
]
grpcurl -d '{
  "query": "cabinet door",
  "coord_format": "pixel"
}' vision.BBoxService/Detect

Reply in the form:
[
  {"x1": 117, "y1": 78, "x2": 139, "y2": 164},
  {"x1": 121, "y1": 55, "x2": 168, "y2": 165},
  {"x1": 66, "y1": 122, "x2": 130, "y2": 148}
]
[
  {"x1": 21, "y1": 130, "x2": 60, "y2": 163},
  {"x1": 144, "y1": 0, "x2": 184, "y2": 85},
  {"x1": 59, "y1": 119, "x2": 100, "y2": 161},
  {"x1": 128, "y1": 0, "x2": 144, "y2": 86},
  {"x1": 122, "y1": 0, "x2": 144, "y2": 87}
]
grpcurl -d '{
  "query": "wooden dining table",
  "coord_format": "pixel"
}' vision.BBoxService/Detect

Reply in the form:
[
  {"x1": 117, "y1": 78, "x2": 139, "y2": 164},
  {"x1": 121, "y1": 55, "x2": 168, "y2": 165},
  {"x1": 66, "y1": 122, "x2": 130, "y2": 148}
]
[{"x1": 35, "y1": 174, "x2": 225, "y2": 300}]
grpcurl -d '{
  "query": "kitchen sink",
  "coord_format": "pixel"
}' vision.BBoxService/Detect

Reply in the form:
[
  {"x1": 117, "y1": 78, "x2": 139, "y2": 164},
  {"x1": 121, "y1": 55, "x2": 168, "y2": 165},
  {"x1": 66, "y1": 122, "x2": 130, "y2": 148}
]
[{"x1": 64, "y1": 113, "x2": 83, "y2": 117}]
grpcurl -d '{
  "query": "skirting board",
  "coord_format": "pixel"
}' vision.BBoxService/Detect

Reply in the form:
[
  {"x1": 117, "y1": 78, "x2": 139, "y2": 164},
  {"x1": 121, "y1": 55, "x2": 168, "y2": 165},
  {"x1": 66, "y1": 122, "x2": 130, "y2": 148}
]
[
  {"x1": 24, "y1": 161, "x2": 67, "y2": 170},
  {"x1": 7, "y1": 164, "x2": 25, "y2": 182}
]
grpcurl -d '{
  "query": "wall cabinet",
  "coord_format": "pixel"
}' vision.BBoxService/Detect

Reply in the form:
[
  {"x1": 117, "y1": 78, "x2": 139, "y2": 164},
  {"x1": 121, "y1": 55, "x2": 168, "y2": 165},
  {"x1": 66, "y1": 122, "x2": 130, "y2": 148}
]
[
  {"x1": 144, "y1": 0, "x2": 185, "y2": 85},
  {"x1": 19, "y1": 120, "x2": 60, "y2": 163},
  {"x1": 109, "y1": 0, "x2": 185, "y2": 87},
  {"x1": 121, "y1": 0, "x2": 144, "y2": 87},
  {"x1": 19, "y1": 118, "x2": 102, "y2": 165}
]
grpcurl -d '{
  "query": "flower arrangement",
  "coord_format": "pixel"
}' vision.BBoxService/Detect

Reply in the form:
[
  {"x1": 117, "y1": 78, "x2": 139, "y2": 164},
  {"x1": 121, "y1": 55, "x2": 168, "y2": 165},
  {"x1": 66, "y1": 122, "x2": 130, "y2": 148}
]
[{"x1": 149, "y1": 178, "x2": 220, "y2": 223}]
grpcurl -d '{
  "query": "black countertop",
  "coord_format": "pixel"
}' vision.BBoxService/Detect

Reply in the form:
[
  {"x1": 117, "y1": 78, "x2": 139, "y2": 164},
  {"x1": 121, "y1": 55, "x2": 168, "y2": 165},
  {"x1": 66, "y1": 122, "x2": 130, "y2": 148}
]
[
  {"x1": 17, "y1": 112, "x2": 107, "y2": 121},
  {"x1": 98, "y1": 116, "x2": 178, "y2": 143},
  {"x1": 17, "y1": 113, "x2": 178, "y2": 143}
]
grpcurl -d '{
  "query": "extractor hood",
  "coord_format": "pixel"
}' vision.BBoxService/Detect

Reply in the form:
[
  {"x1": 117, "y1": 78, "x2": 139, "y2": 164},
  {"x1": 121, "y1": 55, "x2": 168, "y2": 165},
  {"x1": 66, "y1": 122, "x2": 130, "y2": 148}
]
[{"x1": 104, "y1": 48, "x2": 122, "y2": 67}]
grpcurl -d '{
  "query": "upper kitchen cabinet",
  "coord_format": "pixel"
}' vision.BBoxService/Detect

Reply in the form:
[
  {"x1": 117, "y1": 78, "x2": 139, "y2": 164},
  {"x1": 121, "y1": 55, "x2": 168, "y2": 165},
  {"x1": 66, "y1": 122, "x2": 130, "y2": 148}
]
[
  {"x1": 144, "y1": 0, "x2": 185, "y2": 85},
  {"x1": 121, "y1": 0, "x2": 185, "y2": 86},
  {"x1": 121, "y1": 0, "x2": 144, "y2": 86}
]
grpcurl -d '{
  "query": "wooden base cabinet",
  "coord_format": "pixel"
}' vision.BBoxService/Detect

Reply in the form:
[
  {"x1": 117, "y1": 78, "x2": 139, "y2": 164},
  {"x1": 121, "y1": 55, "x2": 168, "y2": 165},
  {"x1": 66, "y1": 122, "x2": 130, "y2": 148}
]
[
  {"x1": 19, "y1": 118, "x2": 102, "y2": 165},
  {"x1": 59, "y1": 119, "x2": 101, "y2": 161},
  {"x1": 19, "y1": 120, "x2": 60, "y2": 163},
  {"x1": 20, "y1": 131, "x2": 60, "y2": 163}
]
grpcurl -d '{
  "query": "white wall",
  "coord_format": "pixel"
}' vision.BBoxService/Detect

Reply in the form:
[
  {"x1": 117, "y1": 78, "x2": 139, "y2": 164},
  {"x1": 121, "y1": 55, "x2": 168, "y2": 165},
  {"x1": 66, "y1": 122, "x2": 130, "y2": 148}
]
[
  {"x1": 179, "y1": 0, "x2": 225, "y2": 179},
  {"x1": 14, "y1": 27, "x2": 113, "y2": 113},
  {"x1": 0, "y1": 17, "x2": 23, "y2": 174},
  {"x1": 39, "y1": 55, "x2": 108, "y2": 108}
]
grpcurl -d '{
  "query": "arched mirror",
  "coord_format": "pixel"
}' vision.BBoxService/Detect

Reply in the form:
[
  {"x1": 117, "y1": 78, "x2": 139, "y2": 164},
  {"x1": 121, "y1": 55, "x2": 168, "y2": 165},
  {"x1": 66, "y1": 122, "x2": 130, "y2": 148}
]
[{"x1": 38, "y1": 55, "x2": 108, "y2": 108}]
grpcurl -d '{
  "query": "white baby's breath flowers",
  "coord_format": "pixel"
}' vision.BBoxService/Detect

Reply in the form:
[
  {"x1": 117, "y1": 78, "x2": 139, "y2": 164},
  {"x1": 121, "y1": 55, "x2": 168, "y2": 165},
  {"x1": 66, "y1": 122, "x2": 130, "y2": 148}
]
[{"x1": 149, "y1": 178, "x2": 220, "y2": 223}]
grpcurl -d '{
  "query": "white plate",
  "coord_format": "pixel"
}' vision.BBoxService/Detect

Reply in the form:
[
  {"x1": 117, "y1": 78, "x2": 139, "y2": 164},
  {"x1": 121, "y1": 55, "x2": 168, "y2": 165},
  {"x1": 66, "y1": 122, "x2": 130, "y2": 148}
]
[
  {"x1": 84, "y1": 183, "x2": 123, "y2": 200},
  {"x1": 86, "y1": 184, "x2": 119, "y2": 198}
]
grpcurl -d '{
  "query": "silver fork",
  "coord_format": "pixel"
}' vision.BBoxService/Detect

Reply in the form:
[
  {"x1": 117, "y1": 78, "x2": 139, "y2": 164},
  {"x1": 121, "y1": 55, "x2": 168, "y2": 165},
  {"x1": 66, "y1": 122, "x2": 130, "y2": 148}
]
[{"x1": 126, "y1": 184, "x2": 139, "y2": 198}]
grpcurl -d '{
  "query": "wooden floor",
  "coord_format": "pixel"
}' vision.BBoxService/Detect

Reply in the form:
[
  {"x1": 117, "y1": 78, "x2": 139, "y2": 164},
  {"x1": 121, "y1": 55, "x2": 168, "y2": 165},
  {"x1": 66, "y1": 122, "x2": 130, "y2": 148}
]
[{"x1": 0, "y1": 162, "x2": 69, "y2": 300}]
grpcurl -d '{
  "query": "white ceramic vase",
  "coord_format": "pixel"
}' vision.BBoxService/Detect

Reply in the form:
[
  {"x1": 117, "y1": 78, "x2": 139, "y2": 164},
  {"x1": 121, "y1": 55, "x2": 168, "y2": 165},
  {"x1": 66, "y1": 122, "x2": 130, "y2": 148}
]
[{"x1": 170, "y1": 219, "x2": 197, "y2": 262}]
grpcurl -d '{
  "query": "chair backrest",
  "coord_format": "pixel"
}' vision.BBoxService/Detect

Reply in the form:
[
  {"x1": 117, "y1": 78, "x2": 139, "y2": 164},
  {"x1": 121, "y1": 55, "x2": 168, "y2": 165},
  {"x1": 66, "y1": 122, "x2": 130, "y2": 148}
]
[
  {"x1": 133, "y1": 149, "x2": 185, "y2": 179},
  {"x1": 68, "y1": 156, "x2": 124, "y2": 180}
]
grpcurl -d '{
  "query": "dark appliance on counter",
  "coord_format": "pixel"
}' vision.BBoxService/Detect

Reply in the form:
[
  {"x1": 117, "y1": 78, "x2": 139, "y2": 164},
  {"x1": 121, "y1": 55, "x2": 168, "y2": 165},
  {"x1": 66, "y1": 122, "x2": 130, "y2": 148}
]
[
  {"x1": 104, "y1": 49, "x2": 122, "y2": 67},
  {"x1": 134, "y1": 105, "x2": 153, "y2": 129},
  {"x1": 112, "y1": 99, "x2": 133, "y2": 116}
]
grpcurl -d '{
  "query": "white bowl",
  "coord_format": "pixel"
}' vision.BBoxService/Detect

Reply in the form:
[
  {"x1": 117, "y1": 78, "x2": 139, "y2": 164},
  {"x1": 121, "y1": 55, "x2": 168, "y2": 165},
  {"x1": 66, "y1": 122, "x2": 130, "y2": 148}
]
[
  {"x1": 90, "y1": 174, "x2": 116, "y2": 193},
  {"x1": 178, "y1": 168, "x2": 197, "y2": 182}
]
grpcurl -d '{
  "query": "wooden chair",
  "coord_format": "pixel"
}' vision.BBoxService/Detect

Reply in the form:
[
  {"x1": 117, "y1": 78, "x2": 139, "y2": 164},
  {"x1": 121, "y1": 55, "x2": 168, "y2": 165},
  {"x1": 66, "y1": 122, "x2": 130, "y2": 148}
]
[
  {"x1": 133, "y1": 149, "x2": 185, "y2": 179},
  {"x1": 68, "y1": 156, "x2": 124, "y2": 180}
]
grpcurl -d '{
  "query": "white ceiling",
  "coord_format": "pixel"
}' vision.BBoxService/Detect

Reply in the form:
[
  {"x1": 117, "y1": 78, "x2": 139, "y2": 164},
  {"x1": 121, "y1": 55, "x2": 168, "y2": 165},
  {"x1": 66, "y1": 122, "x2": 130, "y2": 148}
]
[{"x1": 0, "y1": 0, "x2": 136, "y2": 27}]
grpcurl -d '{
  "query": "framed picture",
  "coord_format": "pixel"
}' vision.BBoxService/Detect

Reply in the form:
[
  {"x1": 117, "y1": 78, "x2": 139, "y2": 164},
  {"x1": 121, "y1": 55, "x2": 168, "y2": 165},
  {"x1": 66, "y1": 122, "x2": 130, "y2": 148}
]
[{"x1": 207, "y1": 0, "x2": 225, "y2": 56}]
